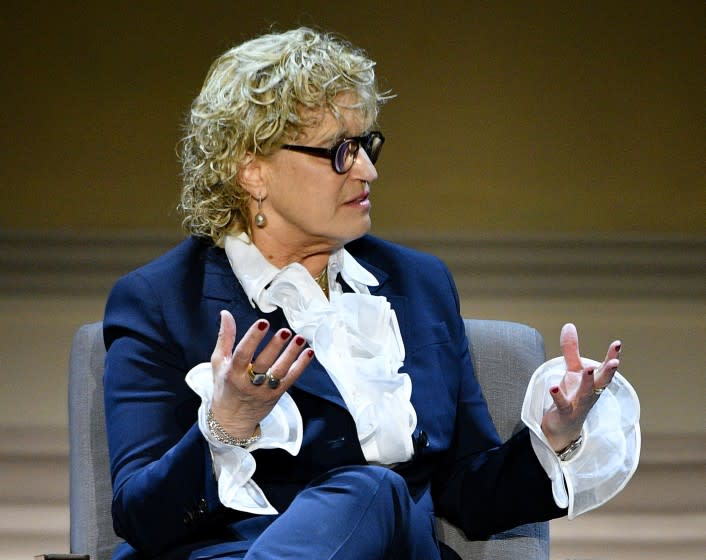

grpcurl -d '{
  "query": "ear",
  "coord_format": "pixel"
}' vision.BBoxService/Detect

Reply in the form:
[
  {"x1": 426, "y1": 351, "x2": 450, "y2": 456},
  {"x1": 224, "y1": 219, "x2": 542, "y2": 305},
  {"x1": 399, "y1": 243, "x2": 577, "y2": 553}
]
[{"x1": 237, "y1": 153, "x2": 268, "y2": 198}]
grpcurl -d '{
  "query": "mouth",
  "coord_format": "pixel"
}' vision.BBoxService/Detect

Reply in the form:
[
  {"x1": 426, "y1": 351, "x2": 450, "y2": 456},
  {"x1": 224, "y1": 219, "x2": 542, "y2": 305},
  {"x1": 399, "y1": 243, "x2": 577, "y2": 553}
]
[{"x1": 344, "y1": 188, "x2": 371, "y2": 208}]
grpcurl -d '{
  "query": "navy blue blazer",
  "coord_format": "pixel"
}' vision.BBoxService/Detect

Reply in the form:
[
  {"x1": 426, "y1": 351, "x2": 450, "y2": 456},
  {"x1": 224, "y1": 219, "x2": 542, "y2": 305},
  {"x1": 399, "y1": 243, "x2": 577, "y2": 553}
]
[{"x1": 103, "y1": 234, "x2": 563, "y2": 558}]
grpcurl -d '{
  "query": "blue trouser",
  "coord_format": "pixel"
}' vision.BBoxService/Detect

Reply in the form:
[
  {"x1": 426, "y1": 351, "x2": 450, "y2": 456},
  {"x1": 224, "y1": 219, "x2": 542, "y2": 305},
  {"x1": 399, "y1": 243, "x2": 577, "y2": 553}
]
[
  {"x1": 154, "y1": 465, "x2": 444, "y2": 560},
  {"x1": 242, "y1": 465, "x2": 442, "y2": 560}
]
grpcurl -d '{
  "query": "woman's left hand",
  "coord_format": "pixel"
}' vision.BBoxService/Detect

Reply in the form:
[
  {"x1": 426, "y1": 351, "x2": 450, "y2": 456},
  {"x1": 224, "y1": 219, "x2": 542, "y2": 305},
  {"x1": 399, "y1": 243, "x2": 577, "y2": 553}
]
[{"x1": 541, "y1": 323, "x2": 621, "y2": 452}]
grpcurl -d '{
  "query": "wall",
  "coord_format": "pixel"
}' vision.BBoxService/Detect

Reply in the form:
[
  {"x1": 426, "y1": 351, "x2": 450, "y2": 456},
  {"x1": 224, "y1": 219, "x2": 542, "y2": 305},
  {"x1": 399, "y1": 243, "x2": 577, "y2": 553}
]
[{"x1": 1, "y1": 1, "x2": 704, "y2": 233}]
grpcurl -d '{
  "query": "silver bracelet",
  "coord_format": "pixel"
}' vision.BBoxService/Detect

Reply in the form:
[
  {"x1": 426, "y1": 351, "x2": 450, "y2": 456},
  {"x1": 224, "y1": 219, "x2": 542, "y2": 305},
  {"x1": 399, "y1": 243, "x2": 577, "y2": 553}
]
[
  {"x1": 207, "y1": 408, "x2": 261, "y2": 447},
  {"x1": 557, "y1": 433, "x2": 583, "y2": 462}
]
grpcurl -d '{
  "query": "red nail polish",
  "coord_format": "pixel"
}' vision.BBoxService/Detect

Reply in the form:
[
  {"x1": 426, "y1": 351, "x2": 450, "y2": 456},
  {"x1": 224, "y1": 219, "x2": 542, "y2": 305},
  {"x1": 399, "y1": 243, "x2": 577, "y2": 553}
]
[
  {"x1": 280, "y1": 330, "x2": 291, "y2": 340},
  {"x1": 306, "y1": 348, "x2": 314, "y2": 358},
  {"x1": 551, "y1": 387, "x2": 559, "y2": 394},
  {"x1": 615, "y1": 344, "x2": 621, "y2": 352},
  {"x1": 257, "y1": 321, "x2": 268, "y2": 331},
  {"x1": 587, "y1": 368, "x2": 594, "y2": 376},
  {"x1": 295, "y1": 336, "x2": 305, "y2": 346}
]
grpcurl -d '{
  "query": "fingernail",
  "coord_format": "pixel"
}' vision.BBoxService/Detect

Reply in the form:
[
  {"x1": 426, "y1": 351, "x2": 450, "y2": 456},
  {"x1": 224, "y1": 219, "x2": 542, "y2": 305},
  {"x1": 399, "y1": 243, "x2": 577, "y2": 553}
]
[
  {"x1": 551, "y1": 387, "x2": 559, "y2": 394},
  {"x1": 295, "y1": 336, "x2": 305, "y2": 346},
  {"x1": 306, "y1": 348, "x2": 314, "y2": 358},
  {"x1": 615, "y1": 343, "x2": 621, "y2": 352},
  {"x1": 257, "y1": 321, "x2": 268, "y2": 331},
  {"x1": 280, "y1": 330, "x2": 291, "y2": 340}
]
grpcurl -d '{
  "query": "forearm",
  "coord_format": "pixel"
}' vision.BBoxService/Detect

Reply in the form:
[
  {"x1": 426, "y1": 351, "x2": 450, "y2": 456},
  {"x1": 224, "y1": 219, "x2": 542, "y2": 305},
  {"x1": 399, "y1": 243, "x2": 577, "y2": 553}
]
[
  {"x1": 433, "y1": 428, "x2": 565, "y2": 539},
  {"x1": 111, "y1": 423, "x2": 221, "y2": 556}
]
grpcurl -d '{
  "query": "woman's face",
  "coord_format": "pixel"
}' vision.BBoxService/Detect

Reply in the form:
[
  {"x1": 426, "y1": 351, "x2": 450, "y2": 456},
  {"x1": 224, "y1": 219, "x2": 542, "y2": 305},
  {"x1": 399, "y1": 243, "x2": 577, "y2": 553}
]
[{"x1": 251, "y1": 93, "x2": 379, "y2": 257}]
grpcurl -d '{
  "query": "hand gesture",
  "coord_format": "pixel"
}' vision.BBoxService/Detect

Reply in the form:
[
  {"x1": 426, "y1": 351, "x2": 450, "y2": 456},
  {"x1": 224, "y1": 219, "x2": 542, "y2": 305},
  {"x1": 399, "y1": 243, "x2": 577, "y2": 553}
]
[
  {"x1": 541, "y1": 323, "x2": 621, "y2": 452},
  {"x1": 209, "y1": 310, "x2": 314, "y2": 440}
]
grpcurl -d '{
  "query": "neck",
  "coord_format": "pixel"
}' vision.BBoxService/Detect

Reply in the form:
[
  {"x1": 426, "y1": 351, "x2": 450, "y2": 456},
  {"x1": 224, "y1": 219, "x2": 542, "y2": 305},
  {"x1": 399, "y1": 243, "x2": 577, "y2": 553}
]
[{"x1": 247, "y1": 227, "x2": 335, "y2": 277}]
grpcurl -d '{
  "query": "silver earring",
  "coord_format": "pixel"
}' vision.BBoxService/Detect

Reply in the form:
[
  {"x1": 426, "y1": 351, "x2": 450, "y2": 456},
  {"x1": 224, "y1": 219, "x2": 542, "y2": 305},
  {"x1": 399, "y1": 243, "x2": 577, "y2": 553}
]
[{"x1": 254, "y1": 195, "x2": 267, "y2": 228}]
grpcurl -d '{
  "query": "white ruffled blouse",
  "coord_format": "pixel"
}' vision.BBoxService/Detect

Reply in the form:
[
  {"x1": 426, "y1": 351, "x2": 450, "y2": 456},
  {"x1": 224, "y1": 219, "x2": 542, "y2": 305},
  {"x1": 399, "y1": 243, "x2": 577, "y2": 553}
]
[{"x1": 186, "y1": 233, "x2": 640, "y2": 519}]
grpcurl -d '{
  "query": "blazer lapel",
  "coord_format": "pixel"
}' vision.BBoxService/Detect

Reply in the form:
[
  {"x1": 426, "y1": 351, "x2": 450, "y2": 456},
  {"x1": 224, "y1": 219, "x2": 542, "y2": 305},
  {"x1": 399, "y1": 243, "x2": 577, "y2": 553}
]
[
  {"x1": 202, "y1": 246, "x2": 261, "y2": 344},
  {"x1": 352, "y1": 253, "x2": 409, "y2": 345}
]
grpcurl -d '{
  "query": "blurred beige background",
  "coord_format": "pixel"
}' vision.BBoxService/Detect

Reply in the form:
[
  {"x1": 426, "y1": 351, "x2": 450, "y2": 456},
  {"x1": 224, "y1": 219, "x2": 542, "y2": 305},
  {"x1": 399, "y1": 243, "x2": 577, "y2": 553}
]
[{"x1": 1, "y1": 1, "x2": 704, "y2": 559}]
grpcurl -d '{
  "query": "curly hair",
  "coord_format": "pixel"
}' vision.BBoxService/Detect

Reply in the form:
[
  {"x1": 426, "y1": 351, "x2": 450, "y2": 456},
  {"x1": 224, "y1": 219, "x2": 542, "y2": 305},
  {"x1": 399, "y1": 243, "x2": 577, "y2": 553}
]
[{"x1": 179, "y1": 27, "x2": 388, "y2": 244}]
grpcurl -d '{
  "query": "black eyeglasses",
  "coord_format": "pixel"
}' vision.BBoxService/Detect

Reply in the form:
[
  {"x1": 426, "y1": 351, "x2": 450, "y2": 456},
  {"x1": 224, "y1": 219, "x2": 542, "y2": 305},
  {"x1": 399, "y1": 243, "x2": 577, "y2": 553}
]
[{"x1": 281, "y1": 131, "x2": 385, "y2": 174}]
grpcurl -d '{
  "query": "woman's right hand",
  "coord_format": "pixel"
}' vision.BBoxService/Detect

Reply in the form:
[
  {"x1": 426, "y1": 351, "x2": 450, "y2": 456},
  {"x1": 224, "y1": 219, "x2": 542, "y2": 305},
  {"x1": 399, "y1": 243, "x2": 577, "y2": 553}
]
[{"x1": 209, "y1": 309, "x2": 314, "y2": 439}]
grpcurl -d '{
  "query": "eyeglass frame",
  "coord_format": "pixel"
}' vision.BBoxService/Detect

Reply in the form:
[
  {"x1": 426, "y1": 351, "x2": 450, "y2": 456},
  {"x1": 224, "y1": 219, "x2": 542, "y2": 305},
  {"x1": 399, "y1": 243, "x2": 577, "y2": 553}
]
[{"x1": 280, "y1": 131, "x2": 385, "y2": 174}]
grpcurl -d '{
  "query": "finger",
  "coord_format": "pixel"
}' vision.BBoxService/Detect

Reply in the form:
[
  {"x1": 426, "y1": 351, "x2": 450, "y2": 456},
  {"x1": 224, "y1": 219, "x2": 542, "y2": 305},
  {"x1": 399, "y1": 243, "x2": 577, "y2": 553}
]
[
  {"x1": 212, "y1": 310, "x2": 236, "y2": 364},
  {"x1": 596, "y1": 358, "x2": 619, "y2": 388},
  {"x1": 267, "y1": 335, "x2": 309, "y2": 385},
  {"x1": 252, "y1": 329, "x2": 292, "y2": 372},
  {"x1": 604, "y1": 340, "x2": 622, "y2": 361},
  {"x1": 560, "y1": 323, "x2": 583, "y2": 372},
  {"x1": 579, "y1": 365, "x2": 597, "y2": 397},
  {"x1": 549, "y1": 385, "x2": 571, "y2": 412},
  {"x1": 231, "y1": 318, "x2": 270, "y2": 370},
  {"x1": 279, "y1": 347, "x2": 315, "y2": 390}
]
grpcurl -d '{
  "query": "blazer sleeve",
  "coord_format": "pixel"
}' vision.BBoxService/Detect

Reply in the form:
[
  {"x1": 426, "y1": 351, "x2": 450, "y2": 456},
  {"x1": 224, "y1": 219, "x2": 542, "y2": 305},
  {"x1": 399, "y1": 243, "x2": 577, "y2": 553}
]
[
  {"x1": 103, "y1": 270, "x2": 222, "y2": 556},
  {"x1": 430, "y1": 264, "x2": 566, "y2": 539}
]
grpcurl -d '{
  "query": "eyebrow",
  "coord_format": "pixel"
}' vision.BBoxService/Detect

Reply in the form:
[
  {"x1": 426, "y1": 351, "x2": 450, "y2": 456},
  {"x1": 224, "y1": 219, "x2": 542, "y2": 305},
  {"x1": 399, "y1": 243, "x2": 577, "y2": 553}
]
[
  {"x1": 322, "y1": 128, "x2": 369, "y2": 147},
  {"x1": 320, "y1": 131, "x2": 346, "y2": 147}
]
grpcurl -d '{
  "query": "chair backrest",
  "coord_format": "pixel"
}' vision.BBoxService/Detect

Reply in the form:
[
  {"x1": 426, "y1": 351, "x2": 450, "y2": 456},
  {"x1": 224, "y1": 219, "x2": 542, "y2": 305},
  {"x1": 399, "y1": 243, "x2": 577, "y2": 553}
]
[
  {"x1": 436, "y1": 319, "x2": 549, "y2": 559},
  {"x1": 68, "y1": 322, "x2": 119, "y2": 560},
  {"x1": 68, "y1": 319, "x2": 548, "y2": 560}
]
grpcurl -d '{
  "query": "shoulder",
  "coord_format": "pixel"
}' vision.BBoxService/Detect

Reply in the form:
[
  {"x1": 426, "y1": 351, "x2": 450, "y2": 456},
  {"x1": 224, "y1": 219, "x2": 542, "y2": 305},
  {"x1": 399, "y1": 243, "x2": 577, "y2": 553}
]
[
  {"x1": 110, "y1": 236, "x2": 218, "y2": 293},
  {"x1": 103, "y1": 236, "x2": 219, "y2": 348},
  {"x1": 129, "y1": 236, "x2": 213, "y2": 281},
  {"x1": 346, "y1": 234, "x2": 459, "y2": 310},
  {"x1": 105, "y1": 236, "x2": 216, "y2": 317},
  {"x1": 346, "y1": 234, "x2": 449, "y2": 275}
]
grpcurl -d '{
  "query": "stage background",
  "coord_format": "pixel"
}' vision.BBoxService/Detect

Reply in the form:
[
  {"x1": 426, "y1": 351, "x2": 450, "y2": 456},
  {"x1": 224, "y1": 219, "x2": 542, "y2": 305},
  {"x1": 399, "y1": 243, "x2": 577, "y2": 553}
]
[{"x1": 1, "y1": 2, "x2": 703, "y2": 559}]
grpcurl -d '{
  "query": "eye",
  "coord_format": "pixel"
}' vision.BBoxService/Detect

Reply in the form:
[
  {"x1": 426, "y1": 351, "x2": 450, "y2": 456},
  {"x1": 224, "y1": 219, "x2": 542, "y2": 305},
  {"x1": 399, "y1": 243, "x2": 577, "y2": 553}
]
[{"x1": 334, "y1": 139, "x2": 358, "y2": 172}]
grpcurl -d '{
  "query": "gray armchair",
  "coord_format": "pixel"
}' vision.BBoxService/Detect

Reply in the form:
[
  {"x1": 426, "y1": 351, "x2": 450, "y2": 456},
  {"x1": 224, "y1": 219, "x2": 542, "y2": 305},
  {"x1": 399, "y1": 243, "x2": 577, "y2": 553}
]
[{"x1": 67, "y1": 319, "x2": 549, "y2": 559}]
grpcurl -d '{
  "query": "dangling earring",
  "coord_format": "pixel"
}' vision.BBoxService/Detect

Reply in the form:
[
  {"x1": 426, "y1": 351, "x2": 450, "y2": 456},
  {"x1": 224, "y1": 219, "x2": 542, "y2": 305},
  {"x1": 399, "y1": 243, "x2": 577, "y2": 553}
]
[{"x1": 254, "y1": 195, "x2": 267, "y2": 228}]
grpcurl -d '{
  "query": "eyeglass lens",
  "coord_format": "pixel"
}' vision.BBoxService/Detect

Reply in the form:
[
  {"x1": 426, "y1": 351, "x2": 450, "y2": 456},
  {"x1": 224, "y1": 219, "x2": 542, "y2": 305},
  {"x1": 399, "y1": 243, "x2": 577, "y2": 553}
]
[{"x1": 335, "y1": 134, "x2": 383, "y2": 173}]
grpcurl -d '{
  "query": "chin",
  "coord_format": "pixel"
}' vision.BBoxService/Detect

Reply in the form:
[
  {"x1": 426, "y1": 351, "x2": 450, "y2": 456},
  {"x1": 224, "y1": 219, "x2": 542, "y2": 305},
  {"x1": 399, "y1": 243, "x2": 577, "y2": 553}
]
[
  {"x1": 352, "y1": 217, "x2": 372, "y2": 238},
  {"x1": 337, "y1": 219, "x2": 372, "y2": 246}
]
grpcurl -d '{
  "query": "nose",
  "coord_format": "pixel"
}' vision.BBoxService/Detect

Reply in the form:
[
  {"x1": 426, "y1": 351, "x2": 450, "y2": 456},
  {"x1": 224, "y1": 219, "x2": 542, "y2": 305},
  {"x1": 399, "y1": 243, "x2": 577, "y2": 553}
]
[{"x1": 350, "y1": 147, "x2": 378, "y2": 183}]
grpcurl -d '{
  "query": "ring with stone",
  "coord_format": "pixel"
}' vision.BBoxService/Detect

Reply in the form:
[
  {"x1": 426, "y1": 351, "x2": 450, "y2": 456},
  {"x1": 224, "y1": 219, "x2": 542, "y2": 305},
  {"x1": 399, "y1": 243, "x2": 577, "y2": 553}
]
[
  {"x1": 248, "y1": 363, "x2": 266, "y2": 386},
  {"x1": 266, "y1": 369, "x2": 281, "y2": 389}
]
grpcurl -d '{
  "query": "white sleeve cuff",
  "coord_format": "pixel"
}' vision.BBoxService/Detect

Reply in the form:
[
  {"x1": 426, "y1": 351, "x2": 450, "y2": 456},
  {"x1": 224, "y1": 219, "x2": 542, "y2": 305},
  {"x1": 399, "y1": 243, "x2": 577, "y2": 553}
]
[
  {"x1": 521, "y1": 356, "x2": 641, "y2": 519},
  {"x1": 185, "y1": 362, "x2": 304, "y2": 514}
]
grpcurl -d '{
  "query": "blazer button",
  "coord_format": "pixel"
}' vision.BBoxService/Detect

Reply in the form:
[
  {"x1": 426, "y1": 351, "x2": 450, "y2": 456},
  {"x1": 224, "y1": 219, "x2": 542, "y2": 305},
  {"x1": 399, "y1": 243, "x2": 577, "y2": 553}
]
[
  {"x1": 197, "y1": 498, "x2": 208, "y2": 516},
  {"x1": 413, "y1": 430, "x2": 429, "y2": 454}
]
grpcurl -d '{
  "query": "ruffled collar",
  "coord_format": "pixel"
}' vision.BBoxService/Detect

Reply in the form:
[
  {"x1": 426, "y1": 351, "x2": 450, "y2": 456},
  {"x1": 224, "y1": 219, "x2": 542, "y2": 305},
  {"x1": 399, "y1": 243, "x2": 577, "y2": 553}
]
[
  {"x1": 224, "y1": 232, "x2": 379, "y2": 312},
  {"x1": 223, "y1": 232, "x2": 417, "y2": 465}
]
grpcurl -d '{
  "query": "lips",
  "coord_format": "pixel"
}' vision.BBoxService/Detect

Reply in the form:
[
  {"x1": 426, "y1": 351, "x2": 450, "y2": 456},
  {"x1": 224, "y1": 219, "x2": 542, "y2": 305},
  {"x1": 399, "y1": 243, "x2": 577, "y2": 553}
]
[{"x1": 344, "y1": 189, "x2": 370, "y2": 206}]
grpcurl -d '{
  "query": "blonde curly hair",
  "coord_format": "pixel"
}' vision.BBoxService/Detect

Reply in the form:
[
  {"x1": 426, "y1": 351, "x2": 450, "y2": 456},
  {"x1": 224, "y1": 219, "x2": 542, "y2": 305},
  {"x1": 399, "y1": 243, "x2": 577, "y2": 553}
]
[{"x1": 179, "y1": 27, "x2": 388, "y2": 244}]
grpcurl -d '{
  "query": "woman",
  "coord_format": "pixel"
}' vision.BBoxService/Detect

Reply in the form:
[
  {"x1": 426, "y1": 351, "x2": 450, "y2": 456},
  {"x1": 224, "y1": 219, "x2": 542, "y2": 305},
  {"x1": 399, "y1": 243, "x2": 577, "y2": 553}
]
[{"x1": 103, "y1": 27, "x2": 639, "y2": 559}]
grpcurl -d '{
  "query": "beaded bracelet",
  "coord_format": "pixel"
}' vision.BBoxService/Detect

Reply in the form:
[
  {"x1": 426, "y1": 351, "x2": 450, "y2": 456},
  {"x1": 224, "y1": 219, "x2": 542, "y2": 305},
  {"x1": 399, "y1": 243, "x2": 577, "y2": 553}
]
[{"x1": 207, "y1": 408, "x2": 261, "y2": 447}]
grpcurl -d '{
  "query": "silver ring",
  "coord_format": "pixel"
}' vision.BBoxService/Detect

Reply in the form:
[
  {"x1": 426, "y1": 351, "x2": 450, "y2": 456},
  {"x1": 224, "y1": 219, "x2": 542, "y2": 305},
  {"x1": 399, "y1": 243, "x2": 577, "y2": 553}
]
[
  {"x1": 266, "y1": 368, "x2": 281, "y2": 389},
  {"x1": 593, "y1": 386, "x2": 607, "y2": 395},
  {"x1": 248, "y1": 363, "x2": 266, "y2": 386}
]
